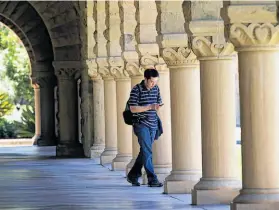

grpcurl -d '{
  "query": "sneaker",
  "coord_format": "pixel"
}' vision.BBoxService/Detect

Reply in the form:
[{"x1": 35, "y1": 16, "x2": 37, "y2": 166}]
[
  {"x1": 148, "y1": 180, "x2": 163, "y2": 187},
  {"x1": 127, "y1": 176, "x2": 140, "y2": 186}
]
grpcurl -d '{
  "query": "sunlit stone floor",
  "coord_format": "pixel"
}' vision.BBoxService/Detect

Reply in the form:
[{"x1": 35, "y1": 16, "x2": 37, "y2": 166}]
[{"x1": 0, "y1": 146, "x2": 229, "y2": 210}]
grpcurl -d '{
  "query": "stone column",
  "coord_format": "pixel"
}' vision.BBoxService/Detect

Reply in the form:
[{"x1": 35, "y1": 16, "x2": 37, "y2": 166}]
[
  {"x1": 87, "y1": 59, "x2": 105, "y2": 159},
  {"x1": 99, "y1": 66, "x2": 118, "y2": 165},
  {"x1": 135, "y1": 0, "x2": 172, "y2": 183},
  {"x1": 161, "y1": 47, "x2": 202, "y2": 193},
  {"x1": 158, "y1": 1, "x2": 202, "y2": 193},
  {"x1": 119, "y1": 0, "x2": 141, "y2": 175},
  {"x1": 32, "y1": 84, "x2": 41, "y2": 144},
  {"x1": 189, "y1": 36, "x2": 240, "y2": 204},
  {"x1": 152, "y1": 65, "x2": 172, "y2": 183},
  {"x1": 106, "y1": 1, "x2": 132, "y2": 170},
  {"x1": 227, "y1": 3, "x2": 279, "y2": 209},
  {"x1": 53, "y1": 61, "x2": 84, "y2": 157},
  {"x1": 31, "y1": 63, "x2": 57, "y2": 146},
  {"x1": 95, "y1": 1, "x2": 117, "y2": 165},
  {"x1": 111, "y1": 67, "x2": 132, "y2": 170},
  {"x1": 37, "y1": 76, "x2": 56, "y2": 146}
]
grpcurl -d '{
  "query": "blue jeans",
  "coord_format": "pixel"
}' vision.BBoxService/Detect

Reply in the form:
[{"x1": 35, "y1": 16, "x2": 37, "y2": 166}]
[{"x1": 128, "y1": 123, "x2": 157, "y2": 182}]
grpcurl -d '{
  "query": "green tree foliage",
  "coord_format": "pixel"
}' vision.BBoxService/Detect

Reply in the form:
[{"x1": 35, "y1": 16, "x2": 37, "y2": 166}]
[
  {"x1": 0, "y1": 23, "x2": 33, "y2": 106},
  {"x1": 0, "y1": 92, "x2": 14, "y2": 117},
  {"x1": 0, "y1": 23, "x2": 35, "y2": 139}
]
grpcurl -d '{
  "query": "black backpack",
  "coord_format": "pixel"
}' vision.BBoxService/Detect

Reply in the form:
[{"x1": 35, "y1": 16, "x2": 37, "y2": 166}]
[{"x1": 123, "y1": 84, "x2": 141, "y2": 125}]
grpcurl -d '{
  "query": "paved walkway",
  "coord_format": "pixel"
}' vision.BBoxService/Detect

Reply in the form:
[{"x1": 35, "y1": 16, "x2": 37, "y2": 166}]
[{"x1": 0, "y1": 146, "x2": 229, "y2": 210}]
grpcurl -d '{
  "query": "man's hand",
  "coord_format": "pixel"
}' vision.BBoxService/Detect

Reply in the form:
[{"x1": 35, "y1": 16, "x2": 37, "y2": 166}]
[{"x1": 150, "y1": 104, "x2": 160, "y2": 111}]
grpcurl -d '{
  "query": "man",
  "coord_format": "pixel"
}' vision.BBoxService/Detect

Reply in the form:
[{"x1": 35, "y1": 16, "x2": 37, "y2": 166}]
[{"x1": 126, "y1": 68, "x2": 163, "y2": 187}]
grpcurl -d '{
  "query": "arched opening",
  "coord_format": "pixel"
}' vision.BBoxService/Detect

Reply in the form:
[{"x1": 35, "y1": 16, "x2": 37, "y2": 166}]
[
  {"x1": 0, "y1": 22, "x2": 34, "y2": 143},
  {"x1": 0, "y1": 1, "x2": 56, "y2": 156}
]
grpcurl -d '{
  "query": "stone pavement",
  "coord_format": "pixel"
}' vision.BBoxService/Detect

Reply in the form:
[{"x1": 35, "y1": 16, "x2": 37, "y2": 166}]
[{"x1": 0, "y1": 146, "x2": 229, "y2": 210}]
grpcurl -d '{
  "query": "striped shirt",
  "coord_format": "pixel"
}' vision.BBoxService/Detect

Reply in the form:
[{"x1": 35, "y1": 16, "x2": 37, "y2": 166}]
[{"x1": 128, "y1": 80, "x2": 162, "y2": 129}]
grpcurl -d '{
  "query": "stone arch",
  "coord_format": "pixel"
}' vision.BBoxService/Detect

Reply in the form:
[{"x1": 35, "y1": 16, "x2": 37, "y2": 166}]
[
  {"x1": 0, "y1": 1, "x2": 83, "y2": 63},
  {"x1": 0, "y1": 1, "x2": 84, "y2": 146},
  {"x1": 29, "y1": 1, "x2": 82, "y2": 61},
  {"x1": 0, "y1": 1, "x2": 53, "y2": 63}
]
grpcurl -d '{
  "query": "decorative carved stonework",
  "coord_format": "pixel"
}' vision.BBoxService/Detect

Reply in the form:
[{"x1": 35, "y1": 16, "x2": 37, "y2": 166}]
[
  {"x1": 98, "y1": 66, "x2": 112, "y2": 79},
  {"x1": 110, "y1": 66, "x2": 129, "y2": 80},
  {"x1": 139, "y1": 54, "x2": 169, "y2": 73},
  {"x1": 31, "y1": 75, "x2": 57, "y2": 88},
  {"x1": 192, "y1": 36, "x2": 235, "y2": 59},
  {"x1": 126, "y1": 62, "x2": 143, "y2": 77},
  {"x1": 108, "y1": 56, "x2": 128, "y2": 80},
  {"x1": 86, "y1": 59, "x2": 102, "y2": 80},
  {"x1": 55, "y1": 68, "x2": 81, "y2": 80},
  {"x1": 162, "y1": 47, "x2": 199, "y2": 67},
  {"x1": 53, "y1": 61, "x2": 82, "y2": 80},
  {"x1": 230, "y1": 23, "x2": 279, "y2": 48},
  {"x1": 140, "y1": 54, "x2": 158, "y2": 69}
]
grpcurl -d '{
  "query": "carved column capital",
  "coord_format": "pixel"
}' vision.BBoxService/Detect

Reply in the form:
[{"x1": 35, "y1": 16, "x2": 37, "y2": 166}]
[
  {"x1": 31, "y1": 75, "x2": 57, "y2": 88},
  {"x1": 53, "y1": 61, "x2": 82, "y2": 80},
  {"x1": 109, "y1": 57, "x2": 128, "y2": 80},
  {"x1": 229, "y1": 23, "x2": 279, "y2": 51},
  {"x1": 162, "y1": 47, "x2": 199, "y2": 68},
  {"x1": 126, "y1": 62, "x2": 143, "y2": 78},
  {"x1": 191, "y1": 36, "x2": 235, "y2": 60},
  {"x1": 96, "y1": 57, "x2": 113, "y2": 80},
  {"x1": 139, "y1": 54, "x2": 169, "y2": 74},
  {"x1": 110, "y1": 66, "x2": 130, "y2": 81},
  {"x1": 86, "y1": 59, "x2": 102, "y2": 80},
  {"x1": 140, "y1": 54, "x2": 159, "y2": 69}
]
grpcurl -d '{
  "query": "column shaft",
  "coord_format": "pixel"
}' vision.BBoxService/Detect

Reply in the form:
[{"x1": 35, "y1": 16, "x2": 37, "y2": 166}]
[
  {"x1": 231, "y1": 50, "x2": 279, "y2": 210},
  {"x1": 100, "y1": 78, "x2": 118, "y2": 165},
  {"x1": 164, "y1": 65, "x2": 202, "y2": 194},
  {"x1": 56, "y1": 78, "x2": 84, "y2": 157},
  {"x1": 112, "y1": 78, "x2": 132, "y2": 170},
  {"x1": 192, "y1": 58, "x2": 240, "y2": 204},
  {"x1": 32, "y1": 86, "x2": 41, "y2": 144},
  {"x1": 91, "y1": 78, "x2": 105, "y2": 158},
  {"x1": 39, "y1": 86, "x2": 56, "y2": 146}
]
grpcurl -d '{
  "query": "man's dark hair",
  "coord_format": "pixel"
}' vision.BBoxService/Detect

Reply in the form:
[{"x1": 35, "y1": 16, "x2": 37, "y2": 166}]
[{"x1": 144, "y1": 69, "x2": 159, "y2": 79}]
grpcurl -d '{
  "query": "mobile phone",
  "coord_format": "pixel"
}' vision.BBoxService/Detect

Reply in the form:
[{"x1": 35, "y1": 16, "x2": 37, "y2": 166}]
[{"x1": 159, "y1": 103, "x2": 164, "y2": 106}]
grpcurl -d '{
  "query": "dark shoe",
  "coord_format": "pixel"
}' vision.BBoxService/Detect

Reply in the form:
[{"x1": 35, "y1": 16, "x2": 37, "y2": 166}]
[
  {"x1": 148, "y1": 180, "x2": 163, "y2": 187},
  {"x1": 127, "y1": 176, "x2": 140, "y2": 186}
]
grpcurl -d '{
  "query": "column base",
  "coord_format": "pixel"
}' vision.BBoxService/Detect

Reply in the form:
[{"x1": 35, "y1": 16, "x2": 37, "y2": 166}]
[
  {"x1": 37, "y1": 137, "x2": 57, "y2": 146},
  {"x1": 164, "y1": 170, "x2": 201, "y2": 194},
  {"x1": 56, "y1": 143, "x2": 85, "y2": 158},
  {"x1": 32, "y1": 134, "x2": 41, "y2": 145},
  {"x1": 192, "y1": 178, "x2": 241, "y2": 205},
  {"x1": 126, "y1": 158, "x2": 136, "y2": 175},
  {"x1": 112, "y1": 154, "x2": 132, "y2": 171},
  {"x1": 100, "y1": 148, "x2": 117, "y2": 165},
  {"x1": 231, "y1": 189, "x2": 279, "y2": 210},
  {"x1": 90, "y1": 144, "x2": 105, "y2": 159},
  {"x1": 231, "y1": 203, "x2": 279, "y2": 210},
  {"x1": 142, "y1": 164, "x2": 172, "y2": 185}
]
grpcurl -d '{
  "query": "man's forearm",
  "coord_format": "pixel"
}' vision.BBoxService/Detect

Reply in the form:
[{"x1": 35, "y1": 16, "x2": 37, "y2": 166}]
[{"x1": 130, "y1": 105, "x2": 151, "y2": 113}]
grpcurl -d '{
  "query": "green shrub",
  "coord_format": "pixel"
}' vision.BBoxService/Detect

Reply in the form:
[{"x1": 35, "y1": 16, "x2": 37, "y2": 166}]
[
  {"x1": 14, "y1": 105, "x2": 35, "y2": 138},
  {"x1": 0, "y1": 118, "x2": 17, "y2": 138}
]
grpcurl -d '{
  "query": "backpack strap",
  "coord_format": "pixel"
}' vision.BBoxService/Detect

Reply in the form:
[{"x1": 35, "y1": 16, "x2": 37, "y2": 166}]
[{"x1": 136, "y1": 84, "x2": 141, "y2": 101}]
